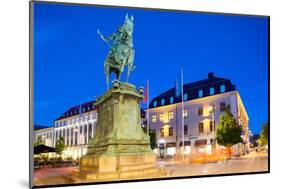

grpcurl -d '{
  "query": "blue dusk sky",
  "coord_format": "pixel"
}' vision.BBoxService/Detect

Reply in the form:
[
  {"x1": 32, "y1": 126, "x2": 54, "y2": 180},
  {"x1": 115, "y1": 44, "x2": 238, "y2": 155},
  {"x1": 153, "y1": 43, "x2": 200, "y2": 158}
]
[{"x1": 34, "y1": 2, "x2": 269, "y2": 134}]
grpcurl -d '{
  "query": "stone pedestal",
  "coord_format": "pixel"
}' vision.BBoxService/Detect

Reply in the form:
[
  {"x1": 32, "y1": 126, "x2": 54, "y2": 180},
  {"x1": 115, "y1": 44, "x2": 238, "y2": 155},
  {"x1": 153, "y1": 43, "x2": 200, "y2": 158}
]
[{"x1": 80, "y1": 83, "x2": 160, "y2": 180}]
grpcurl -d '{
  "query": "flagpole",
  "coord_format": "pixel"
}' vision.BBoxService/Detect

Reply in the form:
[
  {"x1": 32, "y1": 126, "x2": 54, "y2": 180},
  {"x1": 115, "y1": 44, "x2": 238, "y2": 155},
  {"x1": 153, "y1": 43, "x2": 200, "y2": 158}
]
[
  {"x1": 181, "y1": 69, "x2": 184, "y2": 162},
  {"x1": 147, "y1": 80, "x2": 150, "y2": 135},
  {"x1": 79, "y1": 101, "x2": 82, "y2": 160}
]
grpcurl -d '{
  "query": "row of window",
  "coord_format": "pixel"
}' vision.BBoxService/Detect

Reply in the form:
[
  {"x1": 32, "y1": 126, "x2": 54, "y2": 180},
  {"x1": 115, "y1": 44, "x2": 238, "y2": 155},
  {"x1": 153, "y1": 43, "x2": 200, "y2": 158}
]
[
  {"x1": 199, "y1": 121, "x2": 216, "y2": 133},
  {"x1": 153, "y1": 84, "x2": 226, "y2": 107},
  {"x1": 62, "y1": 105, "x2": 94, "y2": 118},
  {"x1": 54, "y1": 124, "x2": 94, "y2": 146},
  {"x1": 152, "y1": 110, "x2": 188, "y2": 123},
  {"x1": 159, "y1": 121, "x2": 216, "y2": 137},
  {"x1": 55, "y1": 113, "x2": 96, "y2": 127},
  {"x1": 36, "y1": 132, "x2": 53, "y2": 140},
  {"x1": 152, "y1": 102, "x2": 229, "y2": 123}
]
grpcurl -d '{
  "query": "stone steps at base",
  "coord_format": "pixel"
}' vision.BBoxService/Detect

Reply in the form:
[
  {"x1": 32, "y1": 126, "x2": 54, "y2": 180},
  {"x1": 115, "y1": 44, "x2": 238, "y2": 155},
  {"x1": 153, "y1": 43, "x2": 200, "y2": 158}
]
[
  {"x1": 81, "y1": 167, "x2": 166, "y2": 180},
  {"x1": 119, "y1": 167, "x2": 160, "y2": 179},
  {"x1": 119, "y1": 162, "x2": 155, "y2": 172}
]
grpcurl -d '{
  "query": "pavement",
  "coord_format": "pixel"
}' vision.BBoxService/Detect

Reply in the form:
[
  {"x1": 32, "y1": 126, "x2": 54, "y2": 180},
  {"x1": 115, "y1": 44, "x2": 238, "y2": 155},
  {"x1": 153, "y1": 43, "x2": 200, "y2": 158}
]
[
  {"x1": 158, "y1": 151, "x2": 268, "y2": 177},
  {"x1": 33, "y1": 151, "x2": 268, "y2": 186}
]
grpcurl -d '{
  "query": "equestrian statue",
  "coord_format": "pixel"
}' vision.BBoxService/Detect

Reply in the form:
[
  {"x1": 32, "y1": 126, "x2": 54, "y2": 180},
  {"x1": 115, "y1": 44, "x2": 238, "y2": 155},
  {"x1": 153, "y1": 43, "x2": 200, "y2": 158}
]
[{"x1": 97, "y1": 14, "x2": 135, "y2": 89}]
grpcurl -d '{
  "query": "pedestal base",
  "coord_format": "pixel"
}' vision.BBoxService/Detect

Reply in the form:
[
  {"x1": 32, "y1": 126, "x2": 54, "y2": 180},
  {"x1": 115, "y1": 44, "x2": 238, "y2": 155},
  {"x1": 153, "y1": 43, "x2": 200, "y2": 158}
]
[
  {"x1": 79, "y1": 83, "x2": 164, "y2": 180},
  {"x1": 80, "y1": 152, "x2": 162, "y2": 180}
]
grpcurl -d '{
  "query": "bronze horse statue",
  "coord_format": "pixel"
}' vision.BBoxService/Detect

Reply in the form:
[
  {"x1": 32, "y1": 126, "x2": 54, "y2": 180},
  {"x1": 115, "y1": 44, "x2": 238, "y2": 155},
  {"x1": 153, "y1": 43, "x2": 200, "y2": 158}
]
[{"x1": 98, "y1": 14, "x2": 135, "y2": 89}]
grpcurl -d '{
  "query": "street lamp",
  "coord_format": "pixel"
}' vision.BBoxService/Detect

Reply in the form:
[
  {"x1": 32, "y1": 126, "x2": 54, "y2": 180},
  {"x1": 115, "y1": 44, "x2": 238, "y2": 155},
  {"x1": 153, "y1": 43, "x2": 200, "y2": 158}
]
[
  {"x1": 208, "y1": 104, "x2": 215, "y2": 133},
  {"x1": 209, "y1": 104, "x2": 215, "y2": 153}
]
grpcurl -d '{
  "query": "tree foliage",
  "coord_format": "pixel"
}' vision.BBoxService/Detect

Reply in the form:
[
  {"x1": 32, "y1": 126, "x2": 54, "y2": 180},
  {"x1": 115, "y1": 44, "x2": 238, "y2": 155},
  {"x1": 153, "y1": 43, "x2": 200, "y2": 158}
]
[
  {"x1": 260, "y1": 122, "x2": 268, "y2": 145},
  {"x1": 55, "y1": 136, "x2": 65, "y2": 155},
  {"x1": 141, "y1": 120, "x2": 157, "y2": 150},
  {"x1": 149, "y1": 130, "x2": 157, "y2": 150},
  {"x1": 216, "y1": 105, "x2": 243, "y2": 147}
]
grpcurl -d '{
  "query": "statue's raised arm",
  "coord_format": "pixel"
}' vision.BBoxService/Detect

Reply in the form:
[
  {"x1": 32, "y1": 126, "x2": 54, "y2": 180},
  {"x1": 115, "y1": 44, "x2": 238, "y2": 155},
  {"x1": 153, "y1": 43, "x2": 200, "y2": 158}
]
[{"x1": 97, "y1": 30, "x2": 106, "y2": 42}]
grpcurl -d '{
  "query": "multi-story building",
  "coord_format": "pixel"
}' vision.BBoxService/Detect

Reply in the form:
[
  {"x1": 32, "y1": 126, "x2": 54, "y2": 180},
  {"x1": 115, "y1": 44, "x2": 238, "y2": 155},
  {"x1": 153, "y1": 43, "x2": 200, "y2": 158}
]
[
  {"x1": 148, "y1": 73, "x2": 249, "y2": 158},
  {"x1": 34, "y1": 100, "x2": 147, "y2": 160},
  {"x1": 53, "y1": 100, "x2": 97, "y2": 160},
  {"x1": 34, "y1": 125, "x2": 54, "y2": 147}
]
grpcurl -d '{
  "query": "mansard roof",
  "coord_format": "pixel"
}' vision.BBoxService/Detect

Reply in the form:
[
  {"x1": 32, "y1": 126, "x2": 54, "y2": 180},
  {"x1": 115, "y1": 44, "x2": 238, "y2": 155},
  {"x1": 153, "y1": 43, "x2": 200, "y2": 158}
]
[
  {"x1": 149, "y1": 72, "x2": 236, "y2": 108},
  {"x1": 55, "y1": 100, "x2": 96, "y2": 121}
]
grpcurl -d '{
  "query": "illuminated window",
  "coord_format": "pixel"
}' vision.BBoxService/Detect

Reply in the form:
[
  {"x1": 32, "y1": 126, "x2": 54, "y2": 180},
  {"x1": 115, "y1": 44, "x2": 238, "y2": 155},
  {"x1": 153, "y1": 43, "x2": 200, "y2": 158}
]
[
  {"x1": 161, "y1": 125, "x2": 170, "y2": 137},
  {"x1": 184, "y1": 146, "x2": 191, "y2": 154},
  {"x1": 198, "y1": 107, "x2": 203, "y2": 116},
  {"x1": 153, "y1": 101, "x2": 157, "y2": 107},
  {"x1": 170, "y1": 96, "x2": 174, "y2": 104},
  {"x1": 183, "y1": 109, "x2": 188, "y2": 117},
  {"x1": 167, "y1": 147, "x2": 176, "y2": 155},
  {"x1": 160, "y1": 128, "x2": 164, "y2": 137},
  {"x1": 168, "y1": 112, "x2": 174, "y2": 120},
  {"x1": 209, "y1": 87, "x2": 215, "y2": 95},
  {"x1": 152, "y1": 115, "x2": 157, "y2": 123},
  {"x1": 169, "y1": 127, "x2": 173, "y2": 136},
  {"x1": 220, "y1": 85, "x2": 226, "y2": 93},
  {"x1": 160, "y1": 114, "x2": 164, "y2": 122},
  {"x1": 210, "y1": 121, "x2": 216, "y2": 132},
  {"x1": 199, "y1": 122, "x2": 204, "y2": 133},
  {"x1": 184, "y1": 93, "x2": 188, "y2": 101},
  {"x1": 161, "y1": 98, "x2": 165, "y2": 106},
  {"x1": 198, "y1": 89, "x2": 203, "y2": 97}
]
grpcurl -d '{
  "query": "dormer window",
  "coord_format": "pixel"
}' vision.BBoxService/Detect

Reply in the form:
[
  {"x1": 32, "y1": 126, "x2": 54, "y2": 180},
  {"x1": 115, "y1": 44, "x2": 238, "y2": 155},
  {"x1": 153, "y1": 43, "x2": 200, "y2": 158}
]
[
  {"x1": 170, "y1": 96, "x2": 174, "y2": 104},
  {"x1": 161, "y1": 98, "x2": 165, "y2": 106},
  {"x1": 198, "y1": 90, "x2": 203, "y2": 98},
  {"x1": 220, "y1": 85, "x2": 226, "y2": 93},
  {"x1": 184, "y1": 93, "x2": 188, "y2": 101},
  {"x1": 153, "y1": 101, "x2": 157, "y2": 107},
  {"x1": 209, "y1": 87, "x2": 215, "y2": 95}
]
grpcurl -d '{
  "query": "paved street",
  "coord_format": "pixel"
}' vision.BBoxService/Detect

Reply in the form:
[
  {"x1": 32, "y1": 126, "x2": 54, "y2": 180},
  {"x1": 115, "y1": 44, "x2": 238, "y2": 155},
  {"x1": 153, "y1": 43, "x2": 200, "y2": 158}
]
[
  {"x1": 158, "y1": 151, "x2": 268, "y2": 177},
  {"x1": 34, "y1": 151, "x2": 268, "y2": 186}
]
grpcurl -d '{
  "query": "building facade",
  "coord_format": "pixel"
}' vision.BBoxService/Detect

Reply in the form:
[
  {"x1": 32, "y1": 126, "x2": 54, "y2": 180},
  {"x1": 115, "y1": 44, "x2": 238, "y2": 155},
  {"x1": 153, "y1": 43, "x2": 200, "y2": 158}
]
[
  {"x1": 53, "y1": 100, "x2": 97, "y2": 160},
  {"x1": 148, "y1": 73, "x2": 249, "y2": 158},
  {"x1": 34, "y1": 125, "x2": 54, "y2": 147}
]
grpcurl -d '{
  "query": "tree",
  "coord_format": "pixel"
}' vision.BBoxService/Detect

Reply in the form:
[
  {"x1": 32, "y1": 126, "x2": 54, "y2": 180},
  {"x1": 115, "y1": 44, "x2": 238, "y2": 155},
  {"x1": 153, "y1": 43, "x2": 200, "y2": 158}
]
[
  {"x1": 216, "y1": 105, "x2": 243, "y2": 159},
  {"x1": 34, "y1": 135, "x2": 44, "y2": 146},
  {"x1": 260, "y1": 122, "x2": 268, "y2": 145},
  {"x1": 141, "y1": 120, "x2": 157, "y2": 150},
  {"x1": 55, "y1": 136, "x2": 65, "y2": 157},
  {"x1": 149, "y1": 130, "x2": 157, "y2": 150}
]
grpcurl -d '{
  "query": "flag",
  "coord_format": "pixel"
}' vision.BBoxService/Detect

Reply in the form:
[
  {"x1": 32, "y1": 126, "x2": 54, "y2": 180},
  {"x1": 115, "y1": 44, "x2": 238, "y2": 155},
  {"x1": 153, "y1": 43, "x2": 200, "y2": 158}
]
[
  {"x1": 143, "y1": 80, "x2": 148, "y2": 103},
  {"x1": 79, "y1": 101, "x2": 83, "y2": 118},
  {"x1": 175, "y1": 72, "x2": 182, "y2": 97},
  {"x1": 144, "y1": 80, "x2": 150, "y2": 135}
]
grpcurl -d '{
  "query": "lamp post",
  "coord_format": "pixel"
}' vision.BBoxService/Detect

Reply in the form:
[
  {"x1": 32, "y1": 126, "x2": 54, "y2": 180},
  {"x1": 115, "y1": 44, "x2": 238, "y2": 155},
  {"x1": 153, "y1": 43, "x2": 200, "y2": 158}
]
[
  {"x1": 209, "y1": 104, "x2": 215, "y2": 152},
  {"x1": 208, "y1": 105, "x2": 215, "y2": 133}
]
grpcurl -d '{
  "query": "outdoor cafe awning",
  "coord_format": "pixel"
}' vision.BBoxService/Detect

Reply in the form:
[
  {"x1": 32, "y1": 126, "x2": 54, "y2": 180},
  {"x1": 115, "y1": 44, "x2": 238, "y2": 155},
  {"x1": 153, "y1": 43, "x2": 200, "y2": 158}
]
[
  {"x1": 179, "y1": 141, "x2": 191, "y2": 146},
  {"x1": 195, "y1": 139, "x2": 207, "y2": 146},
  {"x1": 166, "y1": 142, "x2": 176, "y2": 148},
  {"x1": 34, "y1": 144, "x2": 56, "y2": 154}
]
